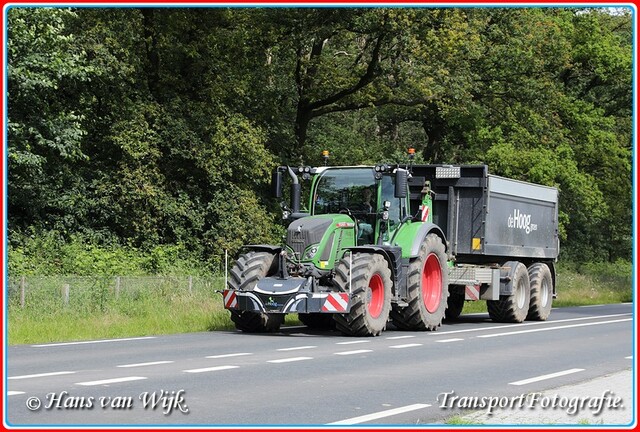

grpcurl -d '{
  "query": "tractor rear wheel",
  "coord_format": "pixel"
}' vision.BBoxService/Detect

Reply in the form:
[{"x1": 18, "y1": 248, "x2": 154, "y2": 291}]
[
  {"x1": 526, "y1": 263, "x2": 553, "y2": 321},
  {"x1": 228, "y1": 251, "x2": 284, "y2": 332},
  {"x1": 391, "y1": 234, "x2": 449, "y2": 330},
  {"x1": 487, "y1": 262, "x2": 530, "y2": 323},
  {"x1": 333, "y1": 253, "x2": 392, "y2": 336}
]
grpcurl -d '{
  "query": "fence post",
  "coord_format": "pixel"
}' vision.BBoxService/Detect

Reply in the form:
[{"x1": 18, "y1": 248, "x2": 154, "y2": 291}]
[
  {"x1": 115, "y1": 276, "x2": 121, "y2": 299},
  {"x1": 20, "y1": 276, "x2": 25, "y2": 308},
  {"x1": 63, "y1": 284, "x2": 70, "y2": 306},
  {"x1": 188, "y1": 276, "x2": 193, "y2": 294}
]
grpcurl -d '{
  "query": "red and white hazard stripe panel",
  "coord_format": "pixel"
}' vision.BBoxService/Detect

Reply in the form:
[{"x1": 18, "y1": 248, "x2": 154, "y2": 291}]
[
  {"x1": 223, "y1": 290, "x2": 238, "y2": 309},
  {"x1": 321, "y1": 293, "x2": 349, "y2": 312},
  {"x1": 465, "y1": 285, "x2": 480, "y2": 301},
  {"x1": 421, "y1": 205, "x2": 430, "y2": 222}
]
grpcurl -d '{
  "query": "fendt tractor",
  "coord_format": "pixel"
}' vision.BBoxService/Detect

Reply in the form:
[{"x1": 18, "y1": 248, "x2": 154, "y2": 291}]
[{"x1": 222, "y1": 151, "x2": 559, "y2": 336}]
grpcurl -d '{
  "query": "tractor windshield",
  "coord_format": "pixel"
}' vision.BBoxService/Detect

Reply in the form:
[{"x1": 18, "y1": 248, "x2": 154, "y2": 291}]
[{"x1": 313, "y1": 168, "x2": 376, "y2": 216}]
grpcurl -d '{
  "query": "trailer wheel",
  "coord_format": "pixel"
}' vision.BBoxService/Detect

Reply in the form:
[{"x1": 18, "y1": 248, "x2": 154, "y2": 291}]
[
  {"x1": 391, "y1": 234, "x2": 449, "y2": 331},
  {"x1": 333, "y1": 253, "x2": 392, "y2": 336},
  {"x1": 487, "y1": 262, "x2": 530, "y2": 323},
  {"x1": 299, "y1": 313, "x2": 335, "y2": 330},
  {"x1": 445, "y1": 292, "x2": 465, "y2": 320},
  {"x1": 526, "y1": 263, "x2": 553, "y2": 321},
  {"x1": 228, "y1": 251, "x2": 284, "y2": 333}
]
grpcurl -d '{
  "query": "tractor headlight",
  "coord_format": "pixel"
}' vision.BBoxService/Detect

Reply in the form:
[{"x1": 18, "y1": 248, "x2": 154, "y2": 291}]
[{"x1": 304, "y1": 245, "x2": 319, "y2": 260}]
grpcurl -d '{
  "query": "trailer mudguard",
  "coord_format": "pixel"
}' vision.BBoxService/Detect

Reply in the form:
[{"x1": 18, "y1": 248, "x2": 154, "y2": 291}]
[{"x1": 499, "y1": 260, "x2": 522, "y2": 296}]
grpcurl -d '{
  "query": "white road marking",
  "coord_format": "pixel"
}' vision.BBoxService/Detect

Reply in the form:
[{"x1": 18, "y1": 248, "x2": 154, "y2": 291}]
[
  {"x1": 9, "y1": 371, "x2": 75, "y2": 380},
  {"x1": 183, "y1": 365, "x2": 239, "y2": 373},
  {"x1": 389, "y1": 344, "x2": 423, "y2": 349},
  {"x1": 327, "y1": 403, "x2": 432, "y2": 425},
  {"x1": 8, "y1": 391, "x2": 25, "y2": 396},
  {"x1": 509, "y1": 368, "x2": 585, "y2": 386},
  {"x1": 205, "y1": 353, "x2": 252, "y2": 359},
  {"x1": 431, "y1": 313, "x2": 632, "y2": 337},
  {"x1": 117, "y1": 361, "x2": 174, "y2": 368},
  {"x1": 267, "y1": 357, "x2": 313, "y2": 364},
  {"x1": 579, "y1": 304, "x2": 607, "y2": 308},
  {"x1": 32, "y1": 336, "x2": 156, "y2": 348},
  {"x1": 77, "y1": 376, "x2": 147, "y2": 386},
  {"x1": 334, "y1": 350, "x2": 373, "y2": 356},
  {"x1": 435, "y1": 338, "x2": 464, "y2": 343},
  {"x1": 336, "y1": 340, "x2": 370, "y2": 345},
  {"x1": 385, "y1": 335, "x2": 416, "y2": 340},
  {"x1": 277, "y1": 346, "x2": 317, "y2": 351},
  {"x1": 626, "y1": 356, "x2": 633, "y2": 359},
  {"x1": 478, "y1": 318, "x2": 632, "y2": 339}
]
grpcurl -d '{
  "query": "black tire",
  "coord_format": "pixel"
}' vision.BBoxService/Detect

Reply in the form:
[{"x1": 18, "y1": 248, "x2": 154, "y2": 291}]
[
  {"x1": 390, "y1": 234, "x2": 449, "y2": 331},
  {"x1": 333, "y1": 253, "x2": 392, "y2": 336},
  {"x1": 445, "y1": 292, "x2": 465, "y2": 320},
  {"x1": 487, "y1": 262, "x2": 530, "y2": 323},
  {"x1": 299, "y1": 313, "x2": 335, "y2": 330},
  {"x1": 228, "y1": 251, "x2": 284, "y2": 333},
  {"x1": 526, "y1": 263, "x2": 553, "y2": 321}
]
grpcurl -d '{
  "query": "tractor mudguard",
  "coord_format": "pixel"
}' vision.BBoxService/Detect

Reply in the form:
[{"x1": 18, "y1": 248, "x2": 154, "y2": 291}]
[{"x1": 409, "y1": 223, "x2": 447, "y2": 258}]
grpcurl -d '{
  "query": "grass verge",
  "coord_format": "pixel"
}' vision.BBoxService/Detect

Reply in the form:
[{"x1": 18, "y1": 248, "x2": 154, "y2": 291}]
[{"x1": 6, "y1": 261, "x2": 632, "y2": 345}]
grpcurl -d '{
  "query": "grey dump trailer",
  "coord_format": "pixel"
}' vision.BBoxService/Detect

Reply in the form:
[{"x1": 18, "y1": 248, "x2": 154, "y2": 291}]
[{"x1": 410, "y1": 165, "x2": 559, "y2": 322}]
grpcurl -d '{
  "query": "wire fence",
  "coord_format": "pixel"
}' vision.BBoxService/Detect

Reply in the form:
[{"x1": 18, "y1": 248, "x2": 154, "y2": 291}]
[{"x1": 6, "y1": 276, "x2": 226, "y2": 314}]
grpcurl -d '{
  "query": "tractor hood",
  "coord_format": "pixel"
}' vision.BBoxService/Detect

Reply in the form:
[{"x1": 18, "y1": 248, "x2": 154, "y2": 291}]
[{"x1": 286, "y1": 214, "x2": 355, "y2": 268}]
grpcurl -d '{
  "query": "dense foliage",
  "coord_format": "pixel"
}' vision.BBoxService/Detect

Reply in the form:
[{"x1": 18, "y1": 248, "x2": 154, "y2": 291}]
[{"x1": 7, "y1": 7, "x2": 633, "y2": 274}]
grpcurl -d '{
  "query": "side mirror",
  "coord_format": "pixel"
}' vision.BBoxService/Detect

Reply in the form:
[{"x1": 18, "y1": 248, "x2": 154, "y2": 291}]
[
  {"x1": 395, "y1": 168, "x2": 408, "y2": 198},
  {"x1": 272, "y1": 170, "x2": 283, "y2": 198}
]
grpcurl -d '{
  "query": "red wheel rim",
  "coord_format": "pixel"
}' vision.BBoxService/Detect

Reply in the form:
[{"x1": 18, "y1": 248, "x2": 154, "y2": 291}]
[
  {"x1": 367, "y1": 273, "x2": 384, "y2": 318},
  {"x1": 422, "y1": 253, "x2": 442, "y2": 313}
]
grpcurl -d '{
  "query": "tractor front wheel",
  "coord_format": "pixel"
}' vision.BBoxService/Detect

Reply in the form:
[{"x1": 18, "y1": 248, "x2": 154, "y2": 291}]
[
  {"x1": 228, "y1": 251, "x2": 284, "y2": 333},
  {"x1": 333, "y1": 253, "x2": 392, "y2": 336}
]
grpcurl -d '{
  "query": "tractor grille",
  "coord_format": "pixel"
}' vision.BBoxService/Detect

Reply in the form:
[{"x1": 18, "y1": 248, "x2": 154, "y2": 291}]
[{"x1": 286, "y1": 218, "x2": 332, "y2": 259}]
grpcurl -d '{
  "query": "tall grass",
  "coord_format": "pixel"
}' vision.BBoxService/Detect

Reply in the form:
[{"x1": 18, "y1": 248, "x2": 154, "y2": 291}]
[
  {"x1": 6, "y1": 261, "x2": 632, "y2": 345},
  {"x1": 6, "y1": 276, "x2": 233, "y2": 345}
]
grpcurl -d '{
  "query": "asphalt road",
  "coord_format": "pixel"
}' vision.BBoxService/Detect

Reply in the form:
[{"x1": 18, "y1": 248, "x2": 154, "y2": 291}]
[{"x1": 4, "y1": 303, "x2": 635, "y2": 426}]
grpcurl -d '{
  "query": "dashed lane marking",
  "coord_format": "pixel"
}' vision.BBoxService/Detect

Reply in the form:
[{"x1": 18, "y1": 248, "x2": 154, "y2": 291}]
[
  {"x1": 389, "y1": 344, "x2": 423, "y2": 349},
  {"x1": 267, "y1": 357, "x2": 313, "y2": 364},
  {"x1": 509, "y1": 368, "x2": 585, "y2": 386},
  {"x1": 336, "y1": 340, "x2": 370, "y2": 345},
  {"x1": 32, "y1": 336, "x2": 156, "y2": 348},
  {"x1": 9, "y1": 371, "x2": 75, "y2": 380},
  {"x1": 205, "y1": 353, "x2": 252, "y2": 359},
  {"x1": 327, "y1": 403, "x2": 432, "y2": 425},
  {"x1": 385, "y1": 335, "x2": 416, "y2": 340},
  {"x1": 117, "y1": 361, "x2": 174, "y2": 368},
  {"x1": 277, "y1": 346, "x2": 317, "y2": 351},
  {"x1": 76, "y1": 376, "x2": 148, "y2": 386},
  {"x1": 183, "y1": 366, "x2": 239, "y2": 373},
  {"x1": 334, "y1": 350, "x2": 373, "y2": 356},
  {"x1": 435, "y1": 338, "x2": 464, "y2": 343},
  {"x1": 8, "y1": 391, "x2": 25, "y2": 396}
]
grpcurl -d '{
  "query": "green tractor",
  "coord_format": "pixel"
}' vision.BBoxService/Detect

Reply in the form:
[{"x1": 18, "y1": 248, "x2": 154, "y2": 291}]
[{"x1": 222, "y1": 157, "x2": 449, "y2": 336}]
